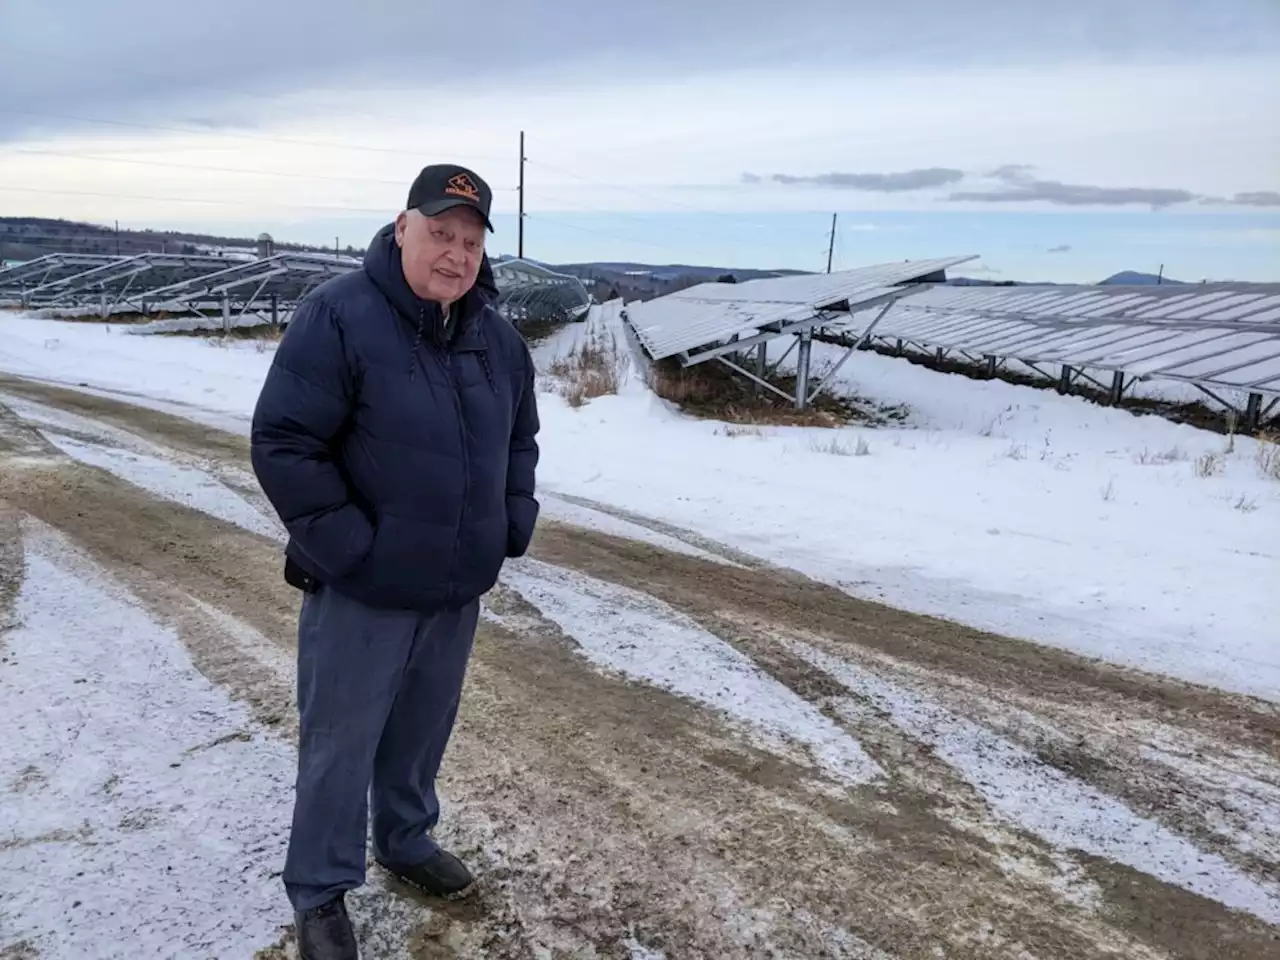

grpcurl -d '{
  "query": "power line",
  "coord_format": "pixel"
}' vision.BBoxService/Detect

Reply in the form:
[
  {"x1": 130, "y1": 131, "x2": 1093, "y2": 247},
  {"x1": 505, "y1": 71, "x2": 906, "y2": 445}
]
[
  {"x1": 0, "y1": 184, "x2": 399, "y2": 215},
  {"x1": 523, "y1": 213, "x2": 672, "y2": 252},
  {"x1": 0, "y1": 107, "x2": 512, "y2": 163},
  {"x1": 1, "y1": 147, "x2": 455, "y2": 189},
  {"x1": 524, "y1": 156, "x2": 789, "y2": 233},
  {"x1": 532, "y1": 191, "x2": 750, "y2": 248},
  {"x1": 3, "y1": 146, "x2": 514, "y2": 192}
]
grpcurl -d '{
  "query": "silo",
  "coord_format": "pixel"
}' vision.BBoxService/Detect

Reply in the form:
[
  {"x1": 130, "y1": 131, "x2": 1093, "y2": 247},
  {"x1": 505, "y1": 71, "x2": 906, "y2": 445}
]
[{"x1": 257, "y1": 232, "x2": 275, "y2": 259}]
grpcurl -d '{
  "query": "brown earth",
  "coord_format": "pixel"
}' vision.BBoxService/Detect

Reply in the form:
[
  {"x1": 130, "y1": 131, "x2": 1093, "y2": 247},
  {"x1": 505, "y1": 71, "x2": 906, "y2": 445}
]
[{"x1": 0, "y1": 378, "x2": 1276, "y2": 959}]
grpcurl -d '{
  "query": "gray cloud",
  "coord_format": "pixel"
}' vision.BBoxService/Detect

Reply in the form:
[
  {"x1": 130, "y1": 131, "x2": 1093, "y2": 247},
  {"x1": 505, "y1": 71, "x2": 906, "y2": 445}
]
[
  {"x1": 1047, "y1": 244, "x2": 1072, "y2": 254},
  {"x1": 1, "y1": 1, "x2": 1276, "y2": 143},
  {"x1": 751, "y1": 168, "x2": 964, "y2": 192},
  {"x1": 951, "y1": 165, "x2": 1200, "y2": 209},
  {"x1": 1230, "y1": 191, "x2": 1280, "y2": 207}
]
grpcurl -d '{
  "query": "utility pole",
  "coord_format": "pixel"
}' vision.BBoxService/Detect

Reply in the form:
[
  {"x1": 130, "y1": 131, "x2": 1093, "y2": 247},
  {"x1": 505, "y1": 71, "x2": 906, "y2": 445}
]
[
  {"x1": 518, "y1": 130, "x2": 526, "y2": 259},
  {"x1": 335, "y1": 236, "x2": 340, "y2": 260},
  {"x1": 826, "y1": 212, "x2": 838, "y2": 273},
  {"x1": 1156, "y1": 263, "x2": 1164, "y2": 285},
  {"x1": 115, "y1": 219, "x2": 120, "y2": 256}
]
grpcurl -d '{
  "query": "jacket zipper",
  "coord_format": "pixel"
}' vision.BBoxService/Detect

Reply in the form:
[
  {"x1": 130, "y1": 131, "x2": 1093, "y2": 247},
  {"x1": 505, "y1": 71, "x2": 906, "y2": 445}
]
[{"x1": 442, "y1": 345, "x2": 469, "y2": 608}]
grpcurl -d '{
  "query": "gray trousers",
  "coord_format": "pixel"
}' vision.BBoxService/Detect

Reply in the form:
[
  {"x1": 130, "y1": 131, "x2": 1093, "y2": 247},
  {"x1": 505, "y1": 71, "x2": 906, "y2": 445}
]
[{"x1": 283, "y1": 583, "x2": 480, "y2": 912}]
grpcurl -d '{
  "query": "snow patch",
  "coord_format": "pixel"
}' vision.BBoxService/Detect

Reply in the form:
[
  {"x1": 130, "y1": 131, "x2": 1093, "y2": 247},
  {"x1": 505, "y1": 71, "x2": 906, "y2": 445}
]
[
  {"x1": 788, "y1": 639, "x2": 1280, "y2": 926},
  {"x1": 41, "y1": 431, "x2": 281, "y2": 539},
  {"x1": 0, "y1": 531, "x2": 294, "y2": 956},
  {"x1": 501, "y1": 559, "x2": 882, "y2": 787},
  {"x1": 541, "y1": 493, "x2": 738, "y2": 565}
]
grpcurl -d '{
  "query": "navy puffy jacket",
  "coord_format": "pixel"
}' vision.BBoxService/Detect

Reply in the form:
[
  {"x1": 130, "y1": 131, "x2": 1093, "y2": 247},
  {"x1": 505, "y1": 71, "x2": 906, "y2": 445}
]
[{"x1": 250, "y1": 224, "x2": 540, "y2": 611}]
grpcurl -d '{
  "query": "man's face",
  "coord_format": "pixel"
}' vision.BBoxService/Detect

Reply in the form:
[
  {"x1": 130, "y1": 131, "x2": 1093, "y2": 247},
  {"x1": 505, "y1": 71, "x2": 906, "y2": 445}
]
[{"x1": 396, "y1": 206, "x2": 486, "y2": 305}]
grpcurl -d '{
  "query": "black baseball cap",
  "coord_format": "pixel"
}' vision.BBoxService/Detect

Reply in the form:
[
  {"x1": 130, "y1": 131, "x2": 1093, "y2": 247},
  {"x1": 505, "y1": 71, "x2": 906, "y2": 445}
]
[{"x1": 406, "y1": 163, "x2": 494, "y2": 232}]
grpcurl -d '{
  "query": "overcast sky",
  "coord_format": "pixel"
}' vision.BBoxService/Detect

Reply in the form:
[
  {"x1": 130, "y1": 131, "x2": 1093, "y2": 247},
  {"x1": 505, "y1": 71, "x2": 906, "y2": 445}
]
[{"x1": 1, "y1": 1, "x2": 1277, "y2": 279}]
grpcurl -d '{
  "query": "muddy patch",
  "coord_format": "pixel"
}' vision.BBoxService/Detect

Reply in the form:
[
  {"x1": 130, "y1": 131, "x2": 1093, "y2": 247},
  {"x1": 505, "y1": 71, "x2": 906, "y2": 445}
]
[{"x1": 1, "y1": 378, "x2": 1277, "y2": 958}]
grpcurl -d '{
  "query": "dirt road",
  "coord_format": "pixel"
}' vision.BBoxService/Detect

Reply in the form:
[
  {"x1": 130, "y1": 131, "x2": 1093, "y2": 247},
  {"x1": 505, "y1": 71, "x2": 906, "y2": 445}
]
[{"x1": 0, "y1": 374, "x2": 1276, "y2": 960}]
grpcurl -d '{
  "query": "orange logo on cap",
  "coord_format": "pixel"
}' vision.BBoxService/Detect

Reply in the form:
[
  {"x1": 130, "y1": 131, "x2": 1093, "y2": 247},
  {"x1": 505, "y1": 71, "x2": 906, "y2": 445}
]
[{"x1": 445, "y1": 173, "x2": 480, "y2": 202}]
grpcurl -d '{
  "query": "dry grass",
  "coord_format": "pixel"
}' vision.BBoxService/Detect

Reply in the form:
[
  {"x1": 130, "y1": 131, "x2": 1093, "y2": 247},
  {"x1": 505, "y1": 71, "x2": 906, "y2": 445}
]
[
  {"x1": 1194, "y1": 451, "x2": 1222, "y2": 478},
  {"x1": 714, "y1": 424, "x2": 764, "y2": 439},
  {"x1": 201, "y1": 325, "x2": 286, "y2": 352},
  {"x1": 1136, "y1": 446, "x2": 1188, "y2": 466},
  {"x1": 646, "y1": 357, "x2": 894, "y2": 428},
  {"x1": 550, "y1": 326, "x2": 626, "y2": 408},
  {"x1": 807, "y1": 433, "x2": 873, "y2": 457},
  {"x1": 1258, "y1": 434, "x2": 1280, "y2": 482}
]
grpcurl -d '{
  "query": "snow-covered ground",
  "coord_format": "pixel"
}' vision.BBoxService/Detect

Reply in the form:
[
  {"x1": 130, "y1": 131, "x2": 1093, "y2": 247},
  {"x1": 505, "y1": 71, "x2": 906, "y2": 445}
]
[
  {"x1": 0, "y1": 524, "x2": 296, "y2": 956},
  {"x1": 0, "y1": 306, "x2": 1276, "y2": 701},
  {"x1": 1, "y1": 304, "x2": 1278, "y2": 956}
]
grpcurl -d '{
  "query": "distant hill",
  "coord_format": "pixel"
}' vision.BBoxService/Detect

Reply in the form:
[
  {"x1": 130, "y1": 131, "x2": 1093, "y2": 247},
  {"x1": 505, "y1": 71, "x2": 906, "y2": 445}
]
[
  {"x1": 542, "y1": 260, "x2": 807, "y2": 303},
  {"x1": 1099, "y1": 270, "x2": 1185, "y2": 286},
  {"x1": 555, "y1": 261, "x2": 803, "y2": 282},
  {"x1": 0, "y1": 216, "x2": 347, "y2": 265}
]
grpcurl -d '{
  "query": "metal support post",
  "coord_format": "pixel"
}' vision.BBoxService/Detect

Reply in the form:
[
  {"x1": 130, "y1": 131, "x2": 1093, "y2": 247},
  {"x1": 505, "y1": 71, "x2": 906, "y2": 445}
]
[
  {"x1": 984, "y1": 355, "x2": 997, "y2": 378},
  {"x1": 100, "y1": 289, "x2": 109, "y2": 319},
  {"x1": 1058, "y1": 365, "x2": 1073, "y2": 394},
  {"x1": 1109, "y1": 371, "x2": 1126, "y2": 405},
  {"x1": 755, "y1": 342, "x2": 767, "y2": 395},
  {"x1": 895, "y1": 338, "x2": 904, "y2": 356},
  {"x1": 271, "y1": 294, "x2": 279, "y2": 328},
  {"x1": 1245, "y1": 392, "x2": 1263, "y2": 432},
  {"x1": 221, "y1": 293, "x2": 231, "y2": 335},
  {"x1": 796, "y1": 333, "x2": 813, "y2": 410}
]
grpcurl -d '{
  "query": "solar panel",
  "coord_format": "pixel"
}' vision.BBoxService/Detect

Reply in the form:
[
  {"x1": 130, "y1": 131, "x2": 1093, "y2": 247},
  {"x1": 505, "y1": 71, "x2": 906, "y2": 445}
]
[
  {"x1": 22, "y1": 253, "x2": 247, "y2": 308},
  {"x1": 0, "y1": 254, "x2": 123, "y2": 298},
  {"x1": 626, "y1": 255, "x2": 978, "y2": 362},
  {"x1": 842, "y1": 283, "x2": 1280, "y2": 397}
]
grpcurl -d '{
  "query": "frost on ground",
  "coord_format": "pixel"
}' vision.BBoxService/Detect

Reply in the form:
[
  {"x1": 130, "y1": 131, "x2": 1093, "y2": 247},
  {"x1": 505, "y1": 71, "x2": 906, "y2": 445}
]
[
  {"x1": 0, "y1": 376, "x2": 1276, "y2": 958},
  {"x1": 2, "y1": 311, "x2": 1277, "y2": 699},
  {"x1": 540, "y1": 492, "x2": 741, "y2": 566},
  {"x1": 0, "y1": 525, "x2": 294, "y2": 957},
  {"x1": 501, "y1": 558, "x2": 883, "y2": 787},
  {"x1": 1139, "y1": 735, "x2": 1280, "y2": 864},
  {"x1": 788, "y1": 638, "x2": 1280, "y2": 927},
  {"x1": 41, "y1": 432, "x2": 281, "y2": 539}
]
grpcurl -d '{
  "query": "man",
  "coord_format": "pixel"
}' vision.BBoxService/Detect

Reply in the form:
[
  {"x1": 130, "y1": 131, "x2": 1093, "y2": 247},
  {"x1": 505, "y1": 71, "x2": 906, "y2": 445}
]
[{"x1": 250, "y1": 163, "x2": 540, "y2": 960}]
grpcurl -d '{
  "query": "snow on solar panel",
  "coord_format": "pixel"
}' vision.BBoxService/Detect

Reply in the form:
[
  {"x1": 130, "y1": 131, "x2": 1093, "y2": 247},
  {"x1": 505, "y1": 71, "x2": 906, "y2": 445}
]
[{"x1": 625, "y1": 256, "x2": 978, "y2": 361}]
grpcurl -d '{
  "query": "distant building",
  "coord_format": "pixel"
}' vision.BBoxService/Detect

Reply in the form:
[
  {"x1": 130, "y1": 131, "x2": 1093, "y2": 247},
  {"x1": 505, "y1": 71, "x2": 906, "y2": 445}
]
[{"x1": 256, "y1": 233, "x2": 275, "y2": 259}]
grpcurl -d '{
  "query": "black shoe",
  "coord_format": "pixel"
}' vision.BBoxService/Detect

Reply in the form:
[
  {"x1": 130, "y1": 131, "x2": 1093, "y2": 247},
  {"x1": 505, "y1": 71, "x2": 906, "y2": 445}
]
[
  {"x1": 295, "y1": 894, "x2": 358, "y2": 960},
  {"x1": 377, "y1": 848, "x2": 475, "y2": 898}
]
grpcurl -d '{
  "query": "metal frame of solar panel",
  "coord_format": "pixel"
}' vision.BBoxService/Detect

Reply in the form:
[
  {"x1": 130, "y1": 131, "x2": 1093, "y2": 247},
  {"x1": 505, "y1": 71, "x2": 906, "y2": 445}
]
[
  {"x1": 491, "y1": 258, "x2": 592, "y2": 327},
  {"x1": 828, "y1": 282, "x2": 1280, "y2": 430},
  {"x1": 622, "y1": 256, "x2": 979, "y2": 408},
  {"x1": 130, "y1": 253, "x2": 361, "y2": 331},
  {"x1": 0, "y1": 253, "x2": 123, "y2": 304},
  {"x1": 18, "y1": 253, "x2": 252, "y2": 315}
]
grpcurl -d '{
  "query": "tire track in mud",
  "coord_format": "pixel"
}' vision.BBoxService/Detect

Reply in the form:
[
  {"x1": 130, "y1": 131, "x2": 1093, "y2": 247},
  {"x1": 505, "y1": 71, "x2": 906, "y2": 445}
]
[
  {"x1": 0, "y1": 501, "x2": 24, "y2": 656},
  {"x1": 0, "y1": 379, "x2": 1277, "y2": 958}
]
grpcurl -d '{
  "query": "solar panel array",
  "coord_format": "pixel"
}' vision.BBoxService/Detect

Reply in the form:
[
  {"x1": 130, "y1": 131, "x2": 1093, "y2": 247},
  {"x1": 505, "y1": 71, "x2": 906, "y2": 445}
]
[
  {"x1": 625, "y1": 256, "x2": 979, "y2": 362},
  {"x1": 1, "y1": 250, "x2": 588, "y2": 334},
  {"x1": 21, "y1": 253, "x2": 246, "y2": 306},
  {"x1": 0, "y1": 254, "x2": 121, "y2": 295},
  {"x1": 492, "y1": 258, "x2": 593, "y2": 324},
  {"x1": 841, "y1": 283, "x2": 1280, "y2": 397}
]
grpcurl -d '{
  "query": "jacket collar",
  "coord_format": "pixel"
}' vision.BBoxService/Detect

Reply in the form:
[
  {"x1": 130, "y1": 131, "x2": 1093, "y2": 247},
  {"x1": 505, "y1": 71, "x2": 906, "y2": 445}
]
[{"x1": 362, "y1": 222, "x2": 493, "y2": 350}]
